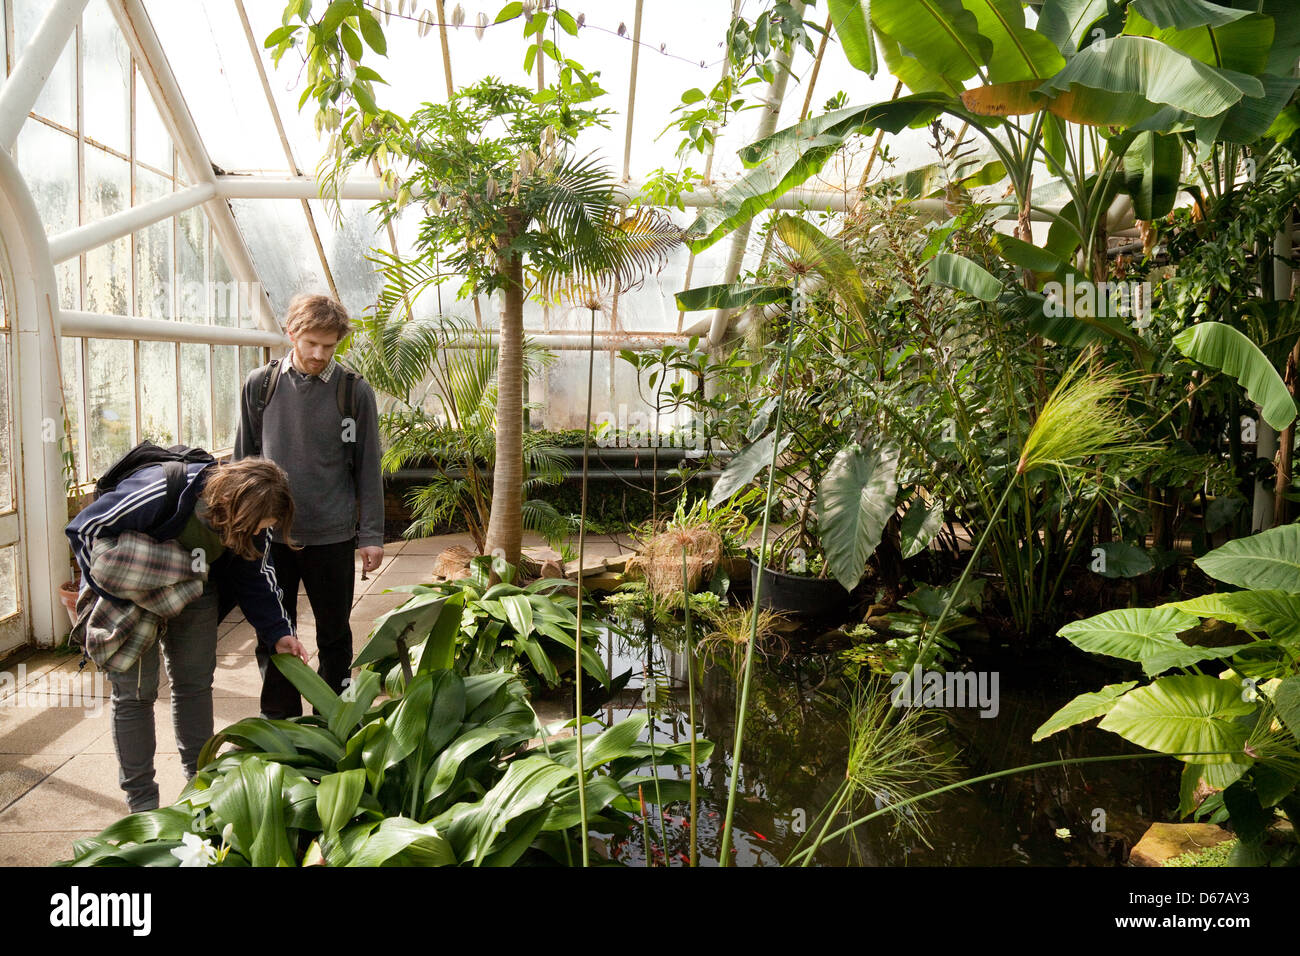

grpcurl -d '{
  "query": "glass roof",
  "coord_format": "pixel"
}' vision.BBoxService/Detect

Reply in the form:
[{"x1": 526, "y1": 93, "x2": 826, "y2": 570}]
[{"x1": 134, "y1": 0, "x2": 948, "y2": 332}]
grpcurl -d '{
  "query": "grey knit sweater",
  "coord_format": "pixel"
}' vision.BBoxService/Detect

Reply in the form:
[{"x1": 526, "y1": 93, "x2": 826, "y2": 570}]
[{"x1": 234, "y1": 357, "x2": 384, "y2": 549}]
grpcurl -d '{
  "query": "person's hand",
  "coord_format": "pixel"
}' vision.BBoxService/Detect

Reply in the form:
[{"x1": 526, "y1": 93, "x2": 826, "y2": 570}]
[
  {"x1": 359, "y1": 546, "x2": 384, "y2": 574},
  {"x1": 275, "y1": 635, "x2": 309, "y2": 664}
]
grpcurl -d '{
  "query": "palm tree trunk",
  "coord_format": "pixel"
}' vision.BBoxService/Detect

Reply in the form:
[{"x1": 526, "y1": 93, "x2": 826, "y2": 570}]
[{"x1": 483, "y1": 225, "x2": 525, "y2": 566}]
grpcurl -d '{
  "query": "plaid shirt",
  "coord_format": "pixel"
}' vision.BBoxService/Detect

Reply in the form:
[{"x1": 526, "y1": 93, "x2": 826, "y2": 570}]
[{"x1": 71, "y1": 531, "x2": 206, "y2": 673}]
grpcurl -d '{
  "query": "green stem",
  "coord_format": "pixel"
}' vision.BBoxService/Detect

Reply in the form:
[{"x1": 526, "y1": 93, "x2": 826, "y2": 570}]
[
  {"x1": 683, "y1": 545, "x2": 699, "y2": 868},
  {"x1": 572, "y1": 306, "x2": 597, "y2": 867},
  {"x1": 719, "y1": 280, "x2": 800, "y2": 865}
]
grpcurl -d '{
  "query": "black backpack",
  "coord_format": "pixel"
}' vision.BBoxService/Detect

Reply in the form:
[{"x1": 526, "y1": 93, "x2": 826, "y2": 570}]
[
  {"x1": 247, "y1": 358, "x2": 361, "y2": 468},
  {"x1": 95, "y1": 441, "x2": 216, "y2": 521}
]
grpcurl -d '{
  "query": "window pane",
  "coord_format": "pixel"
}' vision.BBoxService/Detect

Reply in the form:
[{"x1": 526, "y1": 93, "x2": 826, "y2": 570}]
[
  {"x1": 16, "y1": 121, "x2": 77, "y2": 236},
  {"x1": 60, "y1": 337, "x2": 85, "y2": 484},
  {"x1": 134, "y1": 66, "x2": 174, "y2": 172},
  {"x1": 135, "y1": 169, "x2": 173, "y2": 320},
  {"x1": 82, "y1": 1, "x2": 130, "y2": 155},
  {"x1": 239, "y1": 346, "x2": 263, "y2": 382},
  {"x1": 84, "y1": 148, "x2": 131, "y2": 315},
  {"x1": 180, "y1": 343, "x2": 210, "y2": 449},
  {"x1": 138, "y1": 341, "x2": 177, "y2": 445},
  {"x1": 212, "y1": 345, "x2": 237, "y2": 451},
  {"x1": 13, "y1": 0, "x2": 76, "y2": 127},
  {"x1": 176, "y1": 206, "x2": 206, "y2": 324},
  {"x1": 211, "y1": 240, "x2": 238, "y2": 328},
  {"x1": 86, "y1": 338, "x2": 135, "y2": 478},
  {"x1": 0, "y1": 545, "x2": 18, "y2": 620}
]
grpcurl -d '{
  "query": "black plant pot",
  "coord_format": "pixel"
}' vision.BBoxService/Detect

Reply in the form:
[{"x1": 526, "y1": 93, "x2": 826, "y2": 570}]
[{"x1": 749, "y1": 558, "x2": 851, "y2": 620}]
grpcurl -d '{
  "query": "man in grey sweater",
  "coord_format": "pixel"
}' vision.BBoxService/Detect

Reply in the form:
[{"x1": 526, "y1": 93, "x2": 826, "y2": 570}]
[{"x1": 234, "y1": 294, "x2": 384, "y2": 718}]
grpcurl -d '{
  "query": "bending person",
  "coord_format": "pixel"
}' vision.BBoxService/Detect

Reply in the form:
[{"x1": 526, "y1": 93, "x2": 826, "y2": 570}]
[{"x1": 67, "y1": 458, "x2": 309, "y2": 813}]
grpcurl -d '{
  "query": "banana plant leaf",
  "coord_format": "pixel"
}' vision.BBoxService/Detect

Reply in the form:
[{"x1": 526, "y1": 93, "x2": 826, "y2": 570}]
[
  {"x1": 1123, "y1": 130, "x2": 1183, "y2": 220},
  {"x1": 1173, "y1": 321, "x2": 1297, "y2": 430},
  {"x1": 1037, "y1": 0, "x2": 1115, "y2": 56},
  {"x1": 869, "y1": 0, "x2": 991, "y2": 84},
  {"x1": 927, "y1": 251, "x2": 1002, "y2": 301},
  {"x1": 828, "y1": 0, "x2": 878, "y2": 75}
]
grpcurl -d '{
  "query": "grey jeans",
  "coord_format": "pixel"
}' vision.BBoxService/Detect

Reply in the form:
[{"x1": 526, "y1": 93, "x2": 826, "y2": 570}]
[{"x1": 108, "y1": 584, "x2": 218, "y2": 813}]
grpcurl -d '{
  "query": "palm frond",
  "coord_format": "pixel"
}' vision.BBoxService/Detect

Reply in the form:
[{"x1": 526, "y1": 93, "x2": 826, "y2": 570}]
[{"x1": 521, "y1": 497, "x2": 577, "y2": 549}]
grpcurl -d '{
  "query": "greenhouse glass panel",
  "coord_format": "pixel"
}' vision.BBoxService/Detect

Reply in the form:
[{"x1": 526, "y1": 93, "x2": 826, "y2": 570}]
[
  {"x1": 308, "y1": 199, "x2": 386, "y2": 321},
  {"x1": 539, "y1": 351, "x2": 611, "y2": 432},
  {"x1": 138, "y1": 340, "x2": 177, "y2": 446},
  {"x1": 212, "y1": 345, "x2": 238, "y2": 451},
  {"x1": 176, "y1": 205, "x2": 206, "y2": 324},
  {"x1": 60, "y1": 337, "x2": 84, "y2": 484},
  {"x1": 239, "y1": 346, "x2": 263, "y2": 382},
  {"x1": 86, "y1": 337, "x2": 134, "y2": 478},
  {"x1": 13, "y1": 0, "x2": 75, "y2": 128},
  {"x1": 16, "y1": 120, "x2": 76, "y2": 236},
  {"x1": 229, "y1": 198, "x2": 327, "y2": 319},
  {"x1": 179, "y1": 342, "x2": 210, "y2": 450},
  {"x1": 0, "y1": 545, "x2": 16, "y2": 620},
  {"x1": 211, "y1": 239, "x2": 237, "y2": 329},
  {"x1": 81, "y1": 0, "x2": 130, "y2": 155},
  {"x1": 134, "y1": 66, "x2": 173, "y2": 173},
  {"x1": 142, "y1": 0, "x2": 285, "y2": 172},
  {"x1": 84, "y1": 147, "x2": 131, "y2": 316},
  {"x1": 134, "y1": 169, "x2": 173, "y2": 321}
]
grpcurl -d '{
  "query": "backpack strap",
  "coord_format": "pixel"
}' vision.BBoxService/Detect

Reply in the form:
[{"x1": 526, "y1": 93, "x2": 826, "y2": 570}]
[
  {"x1": 160, "y1": 459, "x2": 189, "y2": 518},
  {"x1": 250, "y1": 359, "x2": 282, "y2": 456},
  {"x1": 336, "y1": 368, "x2": 360, "y2": 473}
]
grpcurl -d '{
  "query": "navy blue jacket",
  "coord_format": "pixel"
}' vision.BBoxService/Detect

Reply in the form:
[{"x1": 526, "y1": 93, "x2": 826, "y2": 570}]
[{"x1": 65, "y1": 462, "x2": 294, "y2": 651}]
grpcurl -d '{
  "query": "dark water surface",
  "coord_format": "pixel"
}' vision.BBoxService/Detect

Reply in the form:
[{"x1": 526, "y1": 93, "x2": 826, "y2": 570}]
[{"x1": 584, "y1": 626, "x2": 1179, "y2": 867}]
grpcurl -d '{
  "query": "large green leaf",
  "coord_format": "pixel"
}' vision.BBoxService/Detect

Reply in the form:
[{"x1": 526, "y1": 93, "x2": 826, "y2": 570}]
[
  {"x1": 869, "y1": 0, "x2": 991, "y2": 84},
  {"x1": 416, "y1": 592, "x2": 463, "y2": 674},
  {"x1": 582, "y1": 714, "x2": 649, "y2": 769},
  {"x1": 94, "y1": 808, "x2": 194, "y2": 845},
  {"x1": 1038, "y1": 0, "x2": 1114, "y2": 56},
  {"x1": 1032, "y1": 681, "x2": 1139, "y2": 741},
  {"x1": 353, "y1": 591, "x2": 450, "y2": 668},
  {"x1": 1166, "y1": 590, "x2": 1300, "y2": 644},
  {"x1": 1217, "y1": 73, "x2": 1300, "y2": 145},
  {"x1": 709, "y1": 431, "x2": 792, "y2": 507},
  {"x1": 208, "y1": 756, "x2": 297, "y2": 866},
  {"x1": 270, "y1": 654, "x2": 341, "y2": 721},
  {"x1": 1056, "y1": 607, "x2": 1215, "y2": 676},
  {"x1": 1092, "y1": 541, "x2": 1155, "y2": 579},
  {"x1": 816, "y1": 442, "x2": 900, "y2": 591},
  {"x1": 1039, "y1": 36, "x2": 1263, "y2": 125},
  {"x1": 1122, "y1": 130, "x2": 1183, "y2": 220},
  {"x1": 465, "y1": 755, "x2": 574, "y2": 865},
  {"x1": 316, "y1": 769, "x2": 366, "y2": 840},
  {"x1": 1174, "y1": 322, "x2": 1296, "y2": 430},
  {"x1": 1196, "y1": 525, "x2": 1300, "y2": 593},
  {"x1": 1125, "y1": 4, "x2": 1271, "y2": 74},
  {"x1": 828, "y1": 0, "x2": 877, "y2": 75},
  {"x1": 341, "y1": 817, "x2": 456, "y2": 867},
  {"x1": 686, "y1": 97, "x2": 949, "y2": 252},
  {"x1": 674, "y1": 283, "x2": 788, "y2": 312},
  {"x1": 963, "y1": 0, "x2": 1066, "y2": 83},
  {"x1": 773, "y1": 216, "x2": 869, "y2": 329},
  {"x1": 1131, "y1": 0, "x2": 1250, "y2": 32},
  {"x1": 927, "y1": 251, "x2": 1002, "y2": 301},
  {"x1": 900, "y1": 494, "x2": 945, "y2": 559},
  {"x1": 423, "y1": 726, "x2": 519, "y2": 807},
  {"x1": 1098, "y1": 675, "x2": 1256, "y2": 762},
  {"x1": 1270, "y1": 677, "x2": 1300, "y2": 741},
  {"x1": 329, "y1": 668, "x2": 382, "y2": 740}
]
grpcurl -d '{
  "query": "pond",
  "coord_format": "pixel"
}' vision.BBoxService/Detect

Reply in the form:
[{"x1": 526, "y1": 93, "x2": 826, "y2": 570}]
[{"x1": 584, "y1": 625, "x2": 1179, "y2": 867}]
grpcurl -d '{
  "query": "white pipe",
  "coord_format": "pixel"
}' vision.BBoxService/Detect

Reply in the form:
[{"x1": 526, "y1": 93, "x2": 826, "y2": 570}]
[
  {"x1": 47, "y1": 182, "x2": 215, "y2": 263},
  {"x1": 0, "y1": 147, "x2": 71, "y2": 647},
  {"x1": 59, "y1": 310, "x2": 287, "y2": 347},
  {"x1": 0, "y1": 0, "x2": 89, "y2": 150},
  {"x1": 109, "y1": 0, "x2": 281, "y2": 336},
  {"x1": 214, "y1": 174, "x2": 864, "y2": 213}
]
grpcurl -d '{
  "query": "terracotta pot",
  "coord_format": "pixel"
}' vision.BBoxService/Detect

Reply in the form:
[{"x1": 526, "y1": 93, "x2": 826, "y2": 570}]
[{"x1": 58, "y1": 580, "x2": 80, "y2": 626}]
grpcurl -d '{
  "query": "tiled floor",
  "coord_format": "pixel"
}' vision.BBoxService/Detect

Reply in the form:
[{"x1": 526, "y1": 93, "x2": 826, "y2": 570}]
[{"x1": 0, "y1": 532, "x2": 632, "y2": 867}]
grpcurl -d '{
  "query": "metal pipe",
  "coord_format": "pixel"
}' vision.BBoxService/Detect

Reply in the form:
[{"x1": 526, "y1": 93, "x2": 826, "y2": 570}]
[
  {"x1": 47, "y1": 181, "x2": 215, "y2": 262},
  {"x1": 0, "y1": 0, "x2": 89, "y2": 150},
  {"x1": 60, "y1": 310, "x2": 287, "y2": 347}
]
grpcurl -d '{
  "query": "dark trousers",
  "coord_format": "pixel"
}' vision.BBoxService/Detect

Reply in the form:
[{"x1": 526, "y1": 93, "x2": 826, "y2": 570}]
[
  {"x1": 110, "y1": 584, "x2": 218, "y2": 813},
  {"x1": 256, "y1": 539, "x2": 356, "y2": 719}
]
